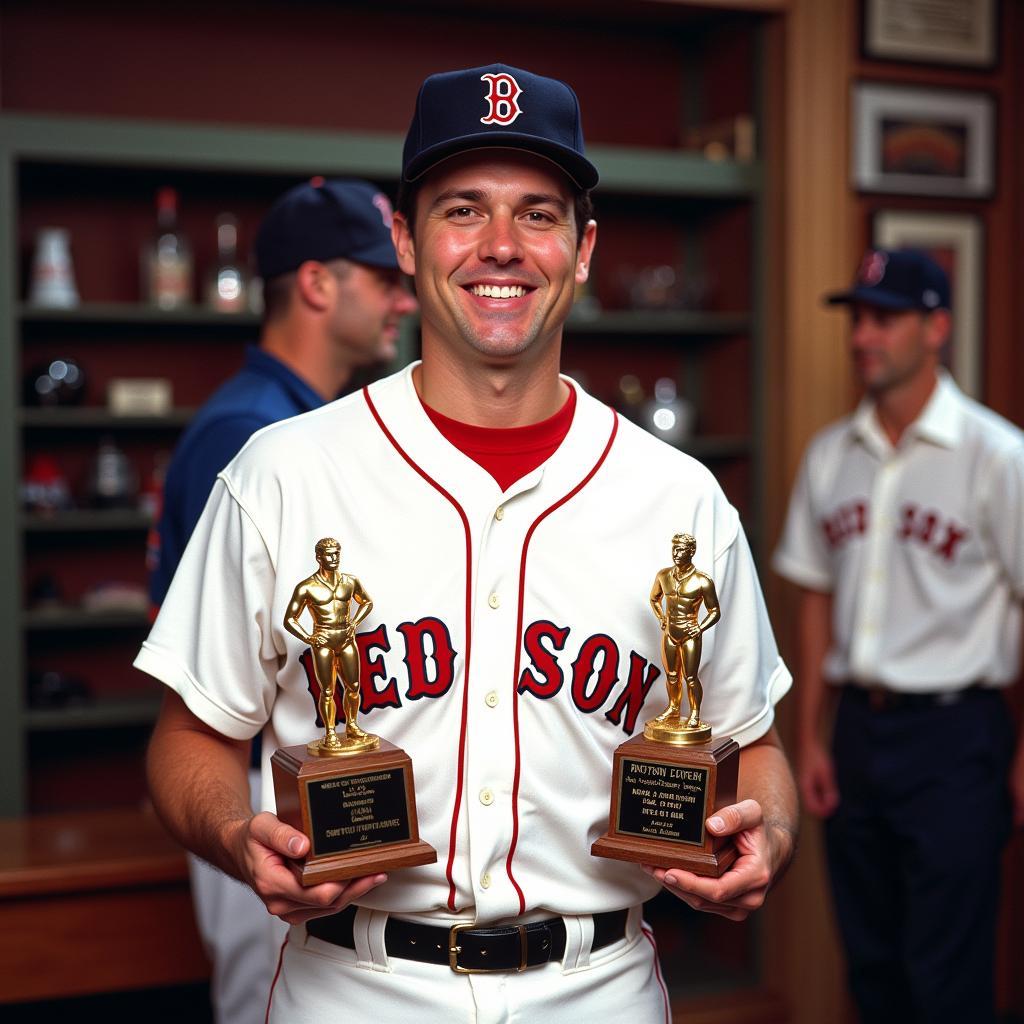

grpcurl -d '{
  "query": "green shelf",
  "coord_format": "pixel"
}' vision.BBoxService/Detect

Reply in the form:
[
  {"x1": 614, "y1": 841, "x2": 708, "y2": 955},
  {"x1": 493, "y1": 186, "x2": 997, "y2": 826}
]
[
  {"x1": 21, "y1": 407, "x2": 195, "y2": 429},
  {"x1": 23, "y1": 608, "x2": 150, "y2": 631},
  {"x1": 23, "y1": 696, "x2": 163, "y2": 731},
  {"x1": 22, "y1": 509, "x2": 152, "y2": 533},
  {"x1": 19, "y1": 302, "x2": 260, "y2": 328},
  {"x1": 1, "y1": 113, "x2": 760, "y2": 199}
]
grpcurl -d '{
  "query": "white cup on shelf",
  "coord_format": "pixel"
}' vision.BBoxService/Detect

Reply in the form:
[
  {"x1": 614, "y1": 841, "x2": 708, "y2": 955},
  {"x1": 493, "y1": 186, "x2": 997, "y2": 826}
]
[{"x1": 29, "y1": 227, "x2": 80, "y2": 308}]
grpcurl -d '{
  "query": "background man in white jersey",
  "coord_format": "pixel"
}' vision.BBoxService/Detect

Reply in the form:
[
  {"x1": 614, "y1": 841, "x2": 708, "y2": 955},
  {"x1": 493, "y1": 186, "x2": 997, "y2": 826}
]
[
  {"x1": 774, "y1": 248, "x2": 1024, "y2": 1024},
  {"x1": 139, "y1": 63, "x2": 797, "y2": 1023}
]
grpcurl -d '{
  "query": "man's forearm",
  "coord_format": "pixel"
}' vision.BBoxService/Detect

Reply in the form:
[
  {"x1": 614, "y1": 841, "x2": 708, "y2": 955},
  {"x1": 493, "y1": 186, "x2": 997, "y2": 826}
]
[
  {"x1": 146, "y1": 690, "x2": 254, "y2": 879},
  {"x1": 737, "y1": 730, "x2": 799, "y2": 876}
]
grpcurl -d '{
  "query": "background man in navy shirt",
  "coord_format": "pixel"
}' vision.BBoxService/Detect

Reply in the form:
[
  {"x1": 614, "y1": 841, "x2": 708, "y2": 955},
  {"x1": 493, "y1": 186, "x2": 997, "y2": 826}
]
[{"x1": 147, "y1": 176, "x2": 417, "y2": 1024}]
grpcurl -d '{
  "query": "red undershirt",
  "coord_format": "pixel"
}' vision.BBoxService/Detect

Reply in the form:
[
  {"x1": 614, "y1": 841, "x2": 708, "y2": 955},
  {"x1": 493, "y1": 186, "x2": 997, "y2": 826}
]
[{"x1": 420, "y1": 386, "x2": 577, "y2": 491}]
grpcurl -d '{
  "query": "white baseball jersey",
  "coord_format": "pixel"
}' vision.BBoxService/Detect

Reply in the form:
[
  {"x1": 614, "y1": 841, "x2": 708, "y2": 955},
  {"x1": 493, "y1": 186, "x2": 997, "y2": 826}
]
[
  {"x1": 136, "y1": 363, "x2": 790, "y2": 924},
  {"x1": 773, "y1": 369, "x2": 1024, "y2": 691}
]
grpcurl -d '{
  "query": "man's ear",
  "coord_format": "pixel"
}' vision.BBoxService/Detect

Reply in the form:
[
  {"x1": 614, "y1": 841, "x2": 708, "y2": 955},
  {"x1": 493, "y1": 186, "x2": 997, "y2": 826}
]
[
  {"x1": 392, "y1": 213, "x2": 417, "y2": 277},
  {"x1": 294, "y1": 261, "x2": 334, "y2": 312},
  {"x1": 575, "y1": 219, "x2": 597, "y2": 285},
  {"x1": 925, "y1": 308, "x2": 952, "y2": 354}
]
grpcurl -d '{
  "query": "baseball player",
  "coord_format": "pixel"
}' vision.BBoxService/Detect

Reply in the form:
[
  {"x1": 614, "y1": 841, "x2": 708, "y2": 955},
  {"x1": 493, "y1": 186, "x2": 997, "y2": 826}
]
[
  {"x1": 148, "y1": 177, "x2": 416, "y2": 1024},
  {"x1": 773, "y1": 249, "x2": 1024, "y2": 1024},
  {"x1": 139, "y1": 64, "x2": 797, "y2": 1023}
]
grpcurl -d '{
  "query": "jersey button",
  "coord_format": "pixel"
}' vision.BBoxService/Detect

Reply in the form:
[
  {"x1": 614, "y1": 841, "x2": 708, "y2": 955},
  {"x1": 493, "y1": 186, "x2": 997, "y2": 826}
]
[
  {"x1": 485, "y1": 690, "x2": 499, "y2": 708},
  {"x1": 479, "y1": 788, "x2": 495, "y2": 806},
  {"x1": 488, "y1": 593, "x2": 500, "y2": 609},
  {"x1": 495, "y1": 506, "x2": 505, "y2": 521},
  {"x1": 480, "y1": 872, "x2": 492, "y2": 889}
]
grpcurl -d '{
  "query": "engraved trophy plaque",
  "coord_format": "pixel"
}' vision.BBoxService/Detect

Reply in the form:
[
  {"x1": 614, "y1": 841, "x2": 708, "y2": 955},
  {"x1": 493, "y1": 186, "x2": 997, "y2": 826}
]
[
  {"x1": 592, "y1": 533, "x2": 739, "y2": 878},
  {"x1": 271, "y1": 537, "x2": 436, "y2": 885}
]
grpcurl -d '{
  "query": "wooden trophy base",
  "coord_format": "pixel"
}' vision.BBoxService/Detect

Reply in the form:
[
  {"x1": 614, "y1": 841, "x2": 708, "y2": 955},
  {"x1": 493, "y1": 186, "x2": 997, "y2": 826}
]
[
  {"x1": 592, "y1": 732, "x2": 739, "y2": 878},
  {"x1": 272, "y1": 738, "x2": 436, "y2": 886}
]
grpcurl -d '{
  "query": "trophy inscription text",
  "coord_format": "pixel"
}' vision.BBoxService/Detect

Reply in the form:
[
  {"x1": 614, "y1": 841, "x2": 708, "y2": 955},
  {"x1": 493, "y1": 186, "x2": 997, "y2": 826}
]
[
  {"x1": 307, "y1": 767, "x2": 412, "y2": 857},
  {"x1": 615, "y1": 759, "x2": 709, "y2": 846}
]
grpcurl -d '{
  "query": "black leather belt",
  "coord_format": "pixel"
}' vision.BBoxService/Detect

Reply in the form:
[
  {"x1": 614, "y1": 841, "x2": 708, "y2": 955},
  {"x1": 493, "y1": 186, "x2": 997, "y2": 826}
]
[
  {"x1": 845, "y1": 683, "x2": 980, "y2": 712},
  {"x1": 306, "y1": 905, "x2": 629, "y2": 973}
]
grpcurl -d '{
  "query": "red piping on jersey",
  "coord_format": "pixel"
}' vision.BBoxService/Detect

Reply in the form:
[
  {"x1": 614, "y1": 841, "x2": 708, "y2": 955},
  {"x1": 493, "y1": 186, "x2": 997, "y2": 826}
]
[
  {"x1": 504, "y1": 410, "x2": 619, "y2": 913},
  {"x1": 364, "y1": 387, "x2": 473, "y2": 912},
  {"x1": 642, "y1": 923, "x2": 672, "y2": 1024},
  {"x1": 264, "y1": 932, "x2": 289, "y2": 1024}
]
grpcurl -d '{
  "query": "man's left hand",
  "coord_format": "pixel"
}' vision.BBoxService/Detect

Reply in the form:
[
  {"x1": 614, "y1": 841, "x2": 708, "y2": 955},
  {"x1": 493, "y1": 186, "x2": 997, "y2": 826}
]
[{"x1": 642, "y1": 798, "x2": 789, "y2": 921}]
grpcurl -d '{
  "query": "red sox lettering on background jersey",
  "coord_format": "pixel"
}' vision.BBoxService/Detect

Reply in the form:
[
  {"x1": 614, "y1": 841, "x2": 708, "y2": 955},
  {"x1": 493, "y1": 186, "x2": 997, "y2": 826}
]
[
  {"x1": 773, "y1": 370, "x2": 1024, "y2": 692},
  {"x1": 136, "y1": 364, "x2": 790, "y2": 924}
]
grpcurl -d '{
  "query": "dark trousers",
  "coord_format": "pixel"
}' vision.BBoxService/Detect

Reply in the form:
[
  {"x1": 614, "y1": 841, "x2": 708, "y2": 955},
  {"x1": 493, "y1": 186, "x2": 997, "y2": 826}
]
[{"x1": 825, "y1": 686, "x2": 1013, "y2": 1024}]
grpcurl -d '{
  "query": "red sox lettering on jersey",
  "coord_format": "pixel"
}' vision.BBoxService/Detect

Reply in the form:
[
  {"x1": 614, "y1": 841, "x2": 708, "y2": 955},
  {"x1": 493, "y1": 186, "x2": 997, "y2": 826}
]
[
  {"x1": 299, "y1": 617, "x2": 662, "y2": 737},
  {"x1": 821, "y1": 498, "x2": 969, "y2": 563},
  {"x1": 480, "y1": 72, "x2": 523, "y2": 125}
]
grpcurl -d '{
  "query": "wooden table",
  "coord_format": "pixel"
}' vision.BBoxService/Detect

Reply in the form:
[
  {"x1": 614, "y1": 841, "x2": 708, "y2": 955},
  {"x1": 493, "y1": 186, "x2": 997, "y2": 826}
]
[{"x1": 0, "y1": 807, "x2": 209, "y2": 1003}]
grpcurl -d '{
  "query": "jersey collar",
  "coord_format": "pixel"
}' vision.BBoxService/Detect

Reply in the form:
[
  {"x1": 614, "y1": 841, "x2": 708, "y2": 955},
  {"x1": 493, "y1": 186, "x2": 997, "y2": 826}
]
[
  {"x1": 365, "y1": 362, "x2": 616, "y2": 507},
  {"x1": 849, "y1": 368, "x2": 963, "y2": 456}
]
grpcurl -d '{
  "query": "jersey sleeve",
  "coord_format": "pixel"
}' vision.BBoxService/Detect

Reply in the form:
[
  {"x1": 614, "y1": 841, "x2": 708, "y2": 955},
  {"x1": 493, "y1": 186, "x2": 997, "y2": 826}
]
[
  {"x1": 135, "y1": 477, "x2": 280, "y2": 739},
  {"x1": 772, "y1": 444, "x2": 833, "y2": 592},
  {"x1": 704, "y1": 520, "x2": 792, "y2": 748},
  {"x1": 979, "y1": 442, "x2": 1024, "y2": 600}
]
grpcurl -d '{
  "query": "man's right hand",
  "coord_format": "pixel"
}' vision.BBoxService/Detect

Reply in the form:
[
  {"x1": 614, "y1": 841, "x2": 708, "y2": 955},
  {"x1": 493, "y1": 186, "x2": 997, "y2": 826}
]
[
  {"x1": 798, "y1": 739, "x2": 840, "y2": 818},
  {"x1": 228, "y1": 811, "x2": 388, "y2": 925}
]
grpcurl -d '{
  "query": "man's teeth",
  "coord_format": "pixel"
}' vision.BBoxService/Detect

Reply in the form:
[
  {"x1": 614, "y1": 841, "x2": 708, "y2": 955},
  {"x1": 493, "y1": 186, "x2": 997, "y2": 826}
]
[{"x1": 470, "y1": 284, "x2": 526, "y2": 298}]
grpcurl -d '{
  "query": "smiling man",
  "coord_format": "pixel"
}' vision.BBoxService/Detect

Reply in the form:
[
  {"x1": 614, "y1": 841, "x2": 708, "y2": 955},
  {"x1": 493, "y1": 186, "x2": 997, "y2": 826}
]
[
  {"x1": 774, "y1": 249, "x2": 1024, "y2": 1024},
  {"x1": 138, "y1": 64, "x2": 796, "y2": 1024}
]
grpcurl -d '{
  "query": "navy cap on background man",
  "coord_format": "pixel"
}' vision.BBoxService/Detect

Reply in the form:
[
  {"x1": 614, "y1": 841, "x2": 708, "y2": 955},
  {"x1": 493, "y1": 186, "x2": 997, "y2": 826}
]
[
  {"x1": 147, "y1": 176, "x2": 416, "y2": 1024},
  {"x1": 774, "y1": 245, "x2": 1024, "y2": 1023}
]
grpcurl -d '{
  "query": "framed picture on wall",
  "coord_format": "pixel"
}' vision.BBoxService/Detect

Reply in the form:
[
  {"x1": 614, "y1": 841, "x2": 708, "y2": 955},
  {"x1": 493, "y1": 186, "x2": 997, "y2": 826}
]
[
  {"x1": 872, "y1": 209, "x2": 984, "y2": 397},
  {"x1": 863, "y1": 0, "x2": 998, "y2": 68},
  {"x1": 852, "y1": 83, "x2": 995, "y2": 198}
]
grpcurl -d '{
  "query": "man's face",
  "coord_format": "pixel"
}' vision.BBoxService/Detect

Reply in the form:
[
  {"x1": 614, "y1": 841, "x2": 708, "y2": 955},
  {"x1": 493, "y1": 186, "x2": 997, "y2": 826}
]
[
  {"x1": 672, "y1": 541, "x2": 694, "y2": 566},
  {"x1": 392, "y1": 151, "x2": 596, "y2": 363},
  {"x1": 327, "y1": 263, "x2": 418, "y2": 365},
  {"x1": 848, "y1": 302, "x2": 945, "y2": 396},
  {"x1": 318, "y1": 545, "x2": 340, "y2": 572}
]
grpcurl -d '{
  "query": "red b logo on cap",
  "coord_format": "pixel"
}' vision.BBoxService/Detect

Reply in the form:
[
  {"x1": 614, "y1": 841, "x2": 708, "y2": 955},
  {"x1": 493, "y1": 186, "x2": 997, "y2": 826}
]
[{"x1": 480, "y1": 73, "x2": 523, "y2": 126}]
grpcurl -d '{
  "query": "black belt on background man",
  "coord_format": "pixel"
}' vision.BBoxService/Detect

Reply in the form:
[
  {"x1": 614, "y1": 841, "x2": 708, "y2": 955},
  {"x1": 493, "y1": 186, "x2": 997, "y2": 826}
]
[
  {"x1": 306, "y1": 904, "x2": 629, "y2": 973},
  {"x1": 843, "y1": 682, "x2": 983, "y2": 712}
]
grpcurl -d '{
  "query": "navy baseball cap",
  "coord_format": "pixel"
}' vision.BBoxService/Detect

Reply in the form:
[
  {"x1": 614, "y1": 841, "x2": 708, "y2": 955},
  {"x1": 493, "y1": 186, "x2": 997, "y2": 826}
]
[
  {"x1": 254, "y1": 177, "x2": 399, "y2": 280},
  {"x1": 825, "y1": 248, "x2": 951, "y2": 312},
  {"x1": 402, "y1": 63, "x2": 599, "y2": 190}
]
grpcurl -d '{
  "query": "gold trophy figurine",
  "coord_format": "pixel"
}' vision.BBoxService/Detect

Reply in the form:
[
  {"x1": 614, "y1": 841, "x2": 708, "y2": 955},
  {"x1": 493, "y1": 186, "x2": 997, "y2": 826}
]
[
  {"x1": 283, "y1": 537, "x2": 380, "y2": 756},
  {"x1": 592, "y1": 531, "x2": 738, "y2": 876},
  {"x1": 646, "y1": 533, "x2": 720, "y2": 744}
]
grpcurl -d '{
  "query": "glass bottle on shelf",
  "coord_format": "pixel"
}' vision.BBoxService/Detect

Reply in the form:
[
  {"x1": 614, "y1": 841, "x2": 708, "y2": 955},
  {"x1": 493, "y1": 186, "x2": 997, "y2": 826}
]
[
  {"x1": 206, "y1": 212, "x2": 248, "y2": 312},
  {"x1": 142, "y1": 187, "x2": 193, "y2": 309}
]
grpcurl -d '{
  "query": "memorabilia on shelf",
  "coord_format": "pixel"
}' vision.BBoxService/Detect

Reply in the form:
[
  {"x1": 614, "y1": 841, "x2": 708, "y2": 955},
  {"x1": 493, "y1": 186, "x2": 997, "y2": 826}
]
[
  {"x1": 107, "y1": 378, "x2": 174, "y2": 417},
  {"x1": 684, "y1": 114, "x2": 755, "y2": 162},
  {"x1": 86, "y1": 437, "x2": 139, "y2": 509},
  {"x1": 205, "y1": 212, "x2": 249, "y2": 312},
  {"x1": 21, "y1": 453, "x2": 72, "y2": 512},
  {"x1": 28, "y1": 227, "x2": 79, "y2": 308},
  {"x1": 23, "y1": 358, "x2": 86, "y2": 407},
  {"x1": 28, "y1": 669, "x2": 91, "y2": 709},
  {"x1": 142, "y1": 186, "x2": 194, "y2": 308}
]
